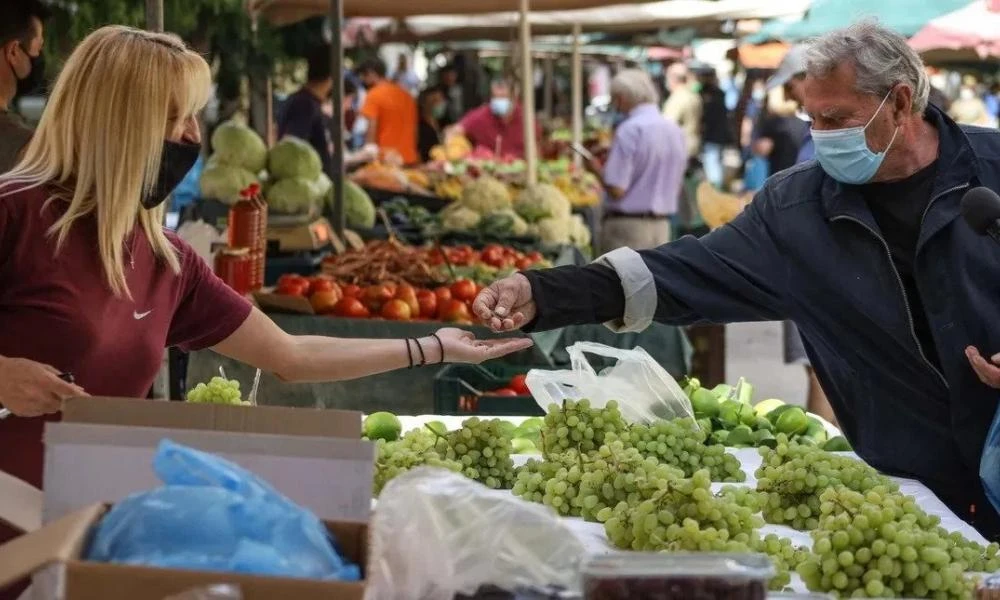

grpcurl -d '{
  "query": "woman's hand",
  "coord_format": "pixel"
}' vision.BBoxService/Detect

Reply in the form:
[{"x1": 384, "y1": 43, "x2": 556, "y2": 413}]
[
  {"x1": 0, "y1": 357, "x2": 88, "y2": 417},
  {"x1": 429, "y1": 328, "x2": 533, "y2": 364}
]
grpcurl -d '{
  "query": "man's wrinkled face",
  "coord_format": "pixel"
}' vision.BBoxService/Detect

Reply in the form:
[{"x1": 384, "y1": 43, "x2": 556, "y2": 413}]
[{"x1": 802, "y1": 63, "x2": 898, "y2": 155}]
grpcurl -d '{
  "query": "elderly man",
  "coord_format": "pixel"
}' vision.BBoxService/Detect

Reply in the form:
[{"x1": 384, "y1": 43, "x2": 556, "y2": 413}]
[
  {"x1": 662, "y1": 62, "x2": 702, "y2": 159},
  {"x1": 590, "y1": 69, "x2": 687, "y2": 253},
  {"x1": 474, "y1": 21, "x2": 1000, "y2": 538}
]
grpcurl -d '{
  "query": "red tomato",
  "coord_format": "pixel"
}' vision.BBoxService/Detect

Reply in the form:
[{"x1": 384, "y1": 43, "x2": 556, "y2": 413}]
[
  {"x1": 416, "y1": 289, "x2": 438, "y2": 319},
  {"x1": 276, "y1": 280, "x2": 308, "y2": 297},
  {"x1": 363, "y1": 284, "x2": 394, "y2": 312},
  {"x1": 277, "y1": 274, "x2": 307, "y2": 287},
  {"x1": 395, "y1": 286, "x2": 420, "y2": 317},
  {"x1": 488, "y1": 388, "x2": 518, "y2": 396},
  {"x1": 439, "y1": 299, "x2": 471, "y2": 323},
  {"x1": 310, "y1": 278, "x2": 337, "y2": 294},
  {"x1": 481, "y1": 245, "x2": 506, "y2": 268},
  {"x1": 515, "y1": 257, "x2": 535, "y2": 270},
  {"x1": 450, "y1": 279, "x2": 478, "y2": 302},
  {"x1": 509, "y1": 374, "x2": 530, "y2": 395},
  {"x1": 434, "y1": 286, "x2": 453, "y2": 304},
  {"x1": 527, "y1": 251, "x2": 544, "y2": 262},
  {"x1": 384, "y1": 282, "x2": 398, "y2": 296},
  {"x1": 341, "y1": 284, "x2": 362, "y2": 298},
  {"x1": 309, "y1": 289, "x2": 342, "y2": 314},
  {"x1": 333, "y1": 297, "x2": 371, "y2": 319},
  {"x1": 380, "y1": 299, "x2": 413, "y2": 321}
]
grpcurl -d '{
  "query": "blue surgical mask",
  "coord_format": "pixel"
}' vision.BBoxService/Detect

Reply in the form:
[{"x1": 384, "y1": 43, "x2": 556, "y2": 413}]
[
  {"x1": 811, "y1": 90, "x2": 899, "y2": 185},
  {"x1": 490, "y1": 97, "x2": 512, "y2": 117}
]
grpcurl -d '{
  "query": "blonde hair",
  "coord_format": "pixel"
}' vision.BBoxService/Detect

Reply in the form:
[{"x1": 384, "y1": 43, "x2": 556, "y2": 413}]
[{"x1": 0, "y1": 26, "x2": 211, "y2": 297}]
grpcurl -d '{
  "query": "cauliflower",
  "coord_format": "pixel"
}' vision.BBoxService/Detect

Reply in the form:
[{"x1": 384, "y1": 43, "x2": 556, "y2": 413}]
[
  {"x1": 536, "y1": 217, "x2": 572, "y2": 245},
  {"x1": 481, "y1": 208, "x2": 529, "y2": 237},
  {"x1": 569, "y1": 214, "x2": 591, "y2": 248},
  {"x1": 514, "y1": 183, "x2": 572, "y2": 223},
  {"x1": 460, "y1": 176, "x2": 512, "y2": 214},
  {"x1": 199, "y1": 162, "x2": 258, "y2": 205},
  {"x1": 442, "y1": 206, "x2": 483, "y2": 231},
  {"x1": 210, "y1": 121, "x2": 268, "y2": 173},
  {"x1": 268, "y1": 136, "x2": 323, "y2": 180}
]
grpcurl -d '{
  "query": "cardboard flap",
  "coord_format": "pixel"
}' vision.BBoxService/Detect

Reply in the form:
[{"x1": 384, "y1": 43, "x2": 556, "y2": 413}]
[
  {"x1": 0, "y1": 504, "x2": 104, "y2": 590},
  {"x1": 62, "y1": 397, "x2": 360, "y2": 438},
  {"x1": 0, "y1": 472, "x2": 42, "y2": 534}
]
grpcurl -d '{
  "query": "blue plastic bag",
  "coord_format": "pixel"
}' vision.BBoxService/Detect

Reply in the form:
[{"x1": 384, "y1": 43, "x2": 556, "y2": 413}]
[{"x1": 86, "y1": 439, "x2": 361, "y2": 581}]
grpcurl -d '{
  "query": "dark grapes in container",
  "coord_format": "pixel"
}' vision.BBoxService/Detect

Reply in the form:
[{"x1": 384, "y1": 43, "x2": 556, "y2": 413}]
[{"x1": 582, "y1": 552, "x2": 774, "y2": 600}]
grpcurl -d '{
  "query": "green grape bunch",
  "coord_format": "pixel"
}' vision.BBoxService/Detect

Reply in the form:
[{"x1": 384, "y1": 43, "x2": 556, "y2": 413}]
[
  {"x1": 755, "y1": 434, "x2": 897, "y2": 530},
  {"x1": 541, "y1": 399, "x2": 629, "y2": 455},
  {"x1": 374, "y1": 429, "x2": 462, "y2": 495},
  {"x1": 611, "y1": 418, "x2": 745, "y2": 482},
  {"x1": 186, "y1": 376, "x2": 248, "y2": 405},
  {"x1": 796, "y1": 485, "x2": 999, "y2": 598},
  {"x1": 512, "y1": 440, "x2": 684, "y2": 521},
  {"x1": 433, "y1": 417, "x2": 516, "y2": 489}
]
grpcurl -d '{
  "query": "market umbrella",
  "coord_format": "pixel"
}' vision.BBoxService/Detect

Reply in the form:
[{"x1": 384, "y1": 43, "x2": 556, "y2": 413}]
[
  {"x1": 248, "y1": 0, "x2": 656, "y2": 22},
  {"x1": 749, "y1": 0, "x2": 971, "y2": 43},
  {"x1": 909, "y1": 0, "x2": 1000, "y2": 63}
]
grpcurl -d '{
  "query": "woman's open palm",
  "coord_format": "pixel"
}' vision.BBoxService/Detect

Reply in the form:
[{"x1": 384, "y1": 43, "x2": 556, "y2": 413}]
[{"x1": 435, "y1": 328, "x2": 533, "y2": 364}]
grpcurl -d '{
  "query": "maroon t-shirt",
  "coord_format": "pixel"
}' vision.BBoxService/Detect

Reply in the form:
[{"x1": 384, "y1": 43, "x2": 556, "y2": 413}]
[
  {"x1": 0, "y1": 184, "x2": 252, "y2": 489},
  {"x1": 459, "y1": 103, "x2": 540, "y2": 159}
]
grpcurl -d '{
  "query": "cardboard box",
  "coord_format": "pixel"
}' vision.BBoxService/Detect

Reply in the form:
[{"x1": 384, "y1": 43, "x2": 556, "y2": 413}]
[
  {"x1": 42, "y1": 397, "x2": 373, "y2": 524},
  {"x1": 0, "y1": 471, "x2": 41, "y2": 534},
  {"x1": 0, "y1": 504, "x2": 367, "y2": 600}
]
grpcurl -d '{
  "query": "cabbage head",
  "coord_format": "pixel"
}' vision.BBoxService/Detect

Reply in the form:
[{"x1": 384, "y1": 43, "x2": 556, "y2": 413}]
[
  {"x1": 459, "y1": 176, "x2": 511, "y2": 214},
  {"x1": 210, "y1": 121, "x2": 268, "y2": 173},
  {"x1": 343, "y1": 180, "x2": 376, "y2": 229},
  {"x1": 442, "y1": 206, "x2": 482, "y2": 231},
  {"x1": 481, "y1": 208, "x2": 529, "y2": 237},
  {"x1": 514, "y1": 183, "x2": 572, "y2": 223},
  {"x1": 266, "y1": 177, "x2": 320, "y2": 216},
  {"x1": 313, "y1": 173, "x2": 333, "y2": 200},
  {"x1": 199, "y1": 162, "x2": 258, "y2": 205},
  {"x1": 268, "y1": 136, "x2": 322, "y2": 180}
]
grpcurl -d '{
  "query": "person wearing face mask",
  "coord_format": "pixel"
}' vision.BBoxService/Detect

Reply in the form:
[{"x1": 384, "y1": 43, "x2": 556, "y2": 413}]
[
  {"x1": 449, "y1": 79, "x2": 539, "y2": 159},
  {"x1": 662, "y1": 62, "x2": 702, "y2": 160},
  {"x1": 0, "y1": 26, "x2": 533, "y2": 506},
  {"x1": 417, "y1": 86, "x2": 448, "y2": 162},
  {"x1": 584, "y1": 69, "x2": 686, "y2": 254},
  {"x1": 0, "y1": 0, "x2": 49, "y2": 175},
  {"x1": 474, "y1": 20, "x2": 1000, "y2": 540}
]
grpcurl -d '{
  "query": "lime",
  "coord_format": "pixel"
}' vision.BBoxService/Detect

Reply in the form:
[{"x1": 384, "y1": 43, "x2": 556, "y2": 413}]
[
  {"x1": 804, "y1": 417, "x2": 828, "y2": 444},
  {"x1": 690, "y1": 387, "x2": 721, "y2": 419},
  {"x1": 754, "y1": 398, "x2": 786, "y2": 419},
  {"x1": 824, "y1": 436, "x2": 853, "y2": 452},
  {"x1": 363, "y1": 412, "x2": 402, "y2": 442},
  {"x1": 765, "y1": 403, "x2": 797, "y2": 426},
  {"x1": 753, "y1": 417, "x2": 773, "y2": 432},
  {"x1": 727, "y1": 424, "x2": 754, "y2": 447},
  {"x1": 774, "y1": 406, "x2": 809, "y2": 435},
  {"x1": 753, "y1": 429, "x2": 777, "y2": 448}
]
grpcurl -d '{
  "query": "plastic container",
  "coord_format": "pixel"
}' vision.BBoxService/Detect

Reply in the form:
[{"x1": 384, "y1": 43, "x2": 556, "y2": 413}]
[
  {"x1": 228, "y1": 184, "x2": 267, "y2": 291},
  {"x1": 214, "y1": 246, "x2": 253, "y2": 296},
  {"x1": 581, "y1": 552, "x2": 774, "y2": 600},
  {"x1": 434, "y1": 364, "x2": 545, "y2": 416}
]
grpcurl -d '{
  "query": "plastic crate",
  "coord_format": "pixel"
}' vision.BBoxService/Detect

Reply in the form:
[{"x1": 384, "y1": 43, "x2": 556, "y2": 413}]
[{"x1": 433, "y1": 364, "x2": 545, "y2": 416}]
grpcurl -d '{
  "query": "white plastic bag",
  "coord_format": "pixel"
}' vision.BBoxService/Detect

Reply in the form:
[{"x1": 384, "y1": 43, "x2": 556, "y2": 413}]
[
  {"x1": 365, "y1": 468, "x2": 588, "y2": 600},
  {"x1": 525, "y1": 342, "x2": 693, "y2": 424}
]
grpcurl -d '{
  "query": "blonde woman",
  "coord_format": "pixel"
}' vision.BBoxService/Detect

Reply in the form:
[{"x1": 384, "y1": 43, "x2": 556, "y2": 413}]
[{"x1": 0, "y1": 26, "x2": 531, "y2": 491}]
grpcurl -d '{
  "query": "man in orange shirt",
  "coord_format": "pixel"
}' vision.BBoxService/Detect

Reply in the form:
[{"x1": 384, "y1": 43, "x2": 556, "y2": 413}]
[{"x1": 358, "y1": 58, "x2": 419, "y2": 165}]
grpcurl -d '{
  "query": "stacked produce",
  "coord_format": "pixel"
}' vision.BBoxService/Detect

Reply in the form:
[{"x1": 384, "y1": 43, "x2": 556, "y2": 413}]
[
  {"x1": 199, "y1": 121, "x2": 266, "y2": 204},
  {"x1": 319, "y1": 238, "x2": 447, "y2": 288},
  {"x1": 265, "y1": 137, "x2": 330, "y2": 218}
]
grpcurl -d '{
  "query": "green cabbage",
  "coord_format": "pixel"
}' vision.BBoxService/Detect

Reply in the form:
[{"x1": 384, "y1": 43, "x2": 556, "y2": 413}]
[
  {"x1": 343, "y1": 180, "x2": 376, "y2": 229},
  {"x1": 266, "y1": 177, "x2": 320, "y2": 216},
  {"x1": 481, "y1": 208, "x2": 529, "y2": 237},
  {"x1": 210, "y1": 121, "x2": 267, "y2": 173},
  {"x1": 514, "y1": 183, "x2": 572, "y2": 223},
  {"x1": 442, "y1": 206, "x2": 482, "y2": 231},
  {"x1": 268, "y1": 136, "x2": 323, "y2": 180},
  {"x1": 313, "y1": 173, "x2": 333, "y2": 200},
  {"x1": 199, "y1": 162, "x2": 258, "y2": 205},
  {"x1": 459, "y1": 176, "x2": 512, "y2": 214}
]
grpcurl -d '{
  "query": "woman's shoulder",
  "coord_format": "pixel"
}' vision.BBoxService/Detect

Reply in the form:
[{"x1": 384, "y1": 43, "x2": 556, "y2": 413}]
[{"x1": 0, "y1": 182, "x2": 63, "y2": 223}]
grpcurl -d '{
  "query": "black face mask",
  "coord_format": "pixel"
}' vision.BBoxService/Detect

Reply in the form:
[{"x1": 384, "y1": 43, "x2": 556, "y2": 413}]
[
  {"x1": 142, "y1": 140, "x2": 201, "y2": 210},
  {"x1": 14, "y1": 43, "x2": 45, "y2": 97}
]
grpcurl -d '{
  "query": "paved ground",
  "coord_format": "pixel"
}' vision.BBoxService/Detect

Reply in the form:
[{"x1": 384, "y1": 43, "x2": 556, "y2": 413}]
[{"x1": 725, "y1": 321, "x2": 808, "y2": 408}]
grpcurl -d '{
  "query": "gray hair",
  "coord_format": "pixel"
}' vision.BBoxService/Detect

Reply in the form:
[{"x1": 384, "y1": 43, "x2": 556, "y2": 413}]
[
  {"x1": 805, "y1": 20, "x2": 929, "y2": 114},
  {"x1": 611, "y1": 69, "x2": 660, "y2": 107}
]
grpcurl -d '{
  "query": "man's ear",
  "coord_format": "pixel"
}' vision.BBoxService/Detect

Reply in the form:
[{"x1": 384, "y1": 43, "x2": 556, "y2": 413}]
[{"x1": 894, "y1": 84, "x2": 914, "y2": 121}]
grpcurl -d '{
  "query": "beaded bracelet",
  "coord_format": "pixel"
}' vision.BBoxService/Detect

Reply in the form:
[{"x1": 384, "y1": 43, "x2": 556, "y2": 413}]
[{"x1": 431, "y1": 333, "x2": 445, "y2": 364}]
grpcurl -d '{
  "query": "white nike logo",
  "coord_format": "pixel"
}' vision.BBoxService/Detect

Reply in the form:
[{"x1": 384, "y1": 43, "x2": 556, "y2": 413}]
[{"x1": 133, "y1": 310, "x2": 152, "y2": 320}]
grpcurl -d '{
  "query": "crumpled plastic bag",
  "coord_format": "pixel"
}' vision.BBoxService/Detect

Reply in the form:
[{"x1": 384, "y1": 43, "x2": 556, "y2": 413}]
[
  {"x1": 365, "y1": 467, "x2": 588, "y2": 600},
  {"x1": 525, "y1": 342, "x2": 693, "y2": 424},
  {"x1": 86, "y1": 439, "x2": 360, "y2": 581}
]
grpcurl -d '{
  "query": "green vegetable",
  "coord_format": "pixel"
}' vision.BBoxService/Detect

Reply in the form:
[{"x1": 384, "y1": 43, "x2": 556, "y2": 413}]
[
  {"x1": 804, "y1": 417, "x2": 829, "y2": 444},
  {"x1": 210, "y1": 120, "x2": 267, "y2": 173},
  {"x1": 754, "y1": 398, "x2": 785, "y2": 418},
  {"x1": 268, "y1": 136, "x2": 323, "y2": 180},
  {"x1": 514, "y1": 183, "x2": 572, "y2": 222},
  {"x1": 511, "y1": 437, "x2": 539, "y2": 454},
  {"x1": 727, "y1": 424, "x2": 754, "y2": 447},
  {"x1": 459, "y1": 176, "x2": 512, "y2": 213},
  {"x1": 823, "y1": 436, "x2": 853, "y2": 452},
  {"x1": 710, "y1": 429, "x2": 730, "y2": 445},
  {"x1": 442, "y1": 206, "x2": 482, "y2": 231},
  {"x1": 764, "y1": 403, "x2": 797, "y2": 425},
  {"x1": 737, "y1": 378, "x2": 754, "y2": 405},
  {"x1": 569, "y1": 214, "x2": 591, "y2": 248},
  {"x1": 266, "y1": 177, "x2": 320, "y2": 216},
  {"x1": 718, "y1": 399, "x2": 744, "y2": 429},
  {"x1": 774, "y1": 406, "x2": 810, "y2": 436},
  {"x1": 690, "y1": 387, "x2": 721, "y2": 419},
  {"x1": 199, "y1": 162, "x2": 258, "y2": 205},
  {"x1": 479, "y1": 208, "x2": 529, "y2": 237},
  {"x1": 535, "y1": 217, "x2": 572, "y2": 244},
  {"x1": 696, "y1": 418, "x2": 714, "y2": 435},
  {"x1": 753, "y1": 429, "x2": 777, "y2": 448},
  {"x1": 753, "y1": 417, "x2": 773, "y2": 432},
  {"x1": 711, "y1": 384, "x2": 733, "y2": 400},
  {"x1": 342, "y1": 180, "x2": 376, "y2": 229}
]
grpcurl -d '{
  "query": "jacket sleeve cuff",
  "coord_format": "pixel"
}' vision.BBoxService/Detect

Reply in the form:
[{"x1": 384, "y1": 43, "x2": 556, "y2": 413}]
[{"x1": 593, "y1": 247, "x2": 657, "y2": 333}]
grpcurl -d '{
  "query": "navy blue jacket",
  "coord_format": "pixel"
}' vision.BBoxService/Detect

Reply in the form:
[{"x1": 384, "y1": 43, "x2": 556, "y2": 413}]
[{"x1": 530, "y1": 106, "x2": 1000, "y2": 533}]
